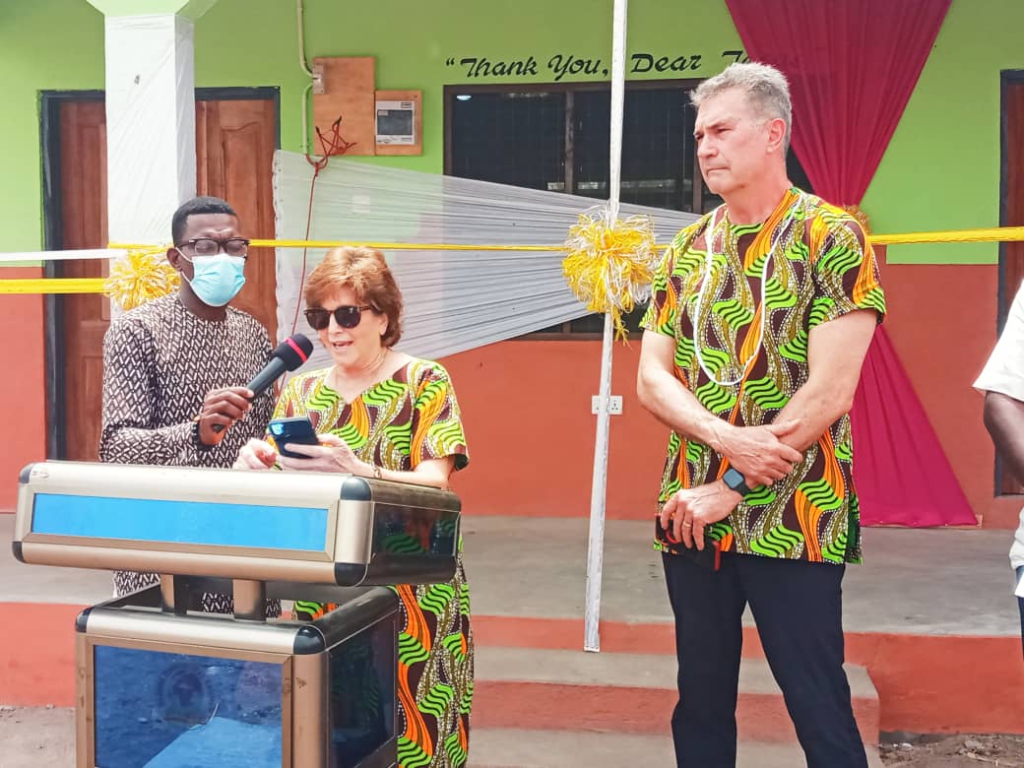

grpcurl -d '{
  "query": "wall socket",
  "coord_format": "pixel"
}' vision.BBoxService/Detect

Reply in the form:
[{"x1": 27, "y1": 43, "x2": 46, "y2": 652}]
[{"x1": 591, "y1": 395, "x2": 623, "y2": 415}]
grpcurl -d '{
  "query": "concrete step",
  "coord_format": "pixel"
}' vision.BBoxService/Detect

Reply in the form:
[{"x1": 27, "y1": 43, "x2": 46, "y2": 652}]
[
  {"x1": 474, "y1": 646, "x2": 880, "y2": 746},
  {"x1": 472, "y1": 728, "x2": 885, "y2": 768}
]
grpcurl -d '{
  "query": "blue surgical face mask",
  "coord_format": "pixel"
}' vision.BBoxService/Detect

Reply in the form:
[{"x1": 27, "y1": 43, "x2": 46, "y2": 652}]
[{"x1": 180, "y1": 252, "x2": 246, "y2": 307}]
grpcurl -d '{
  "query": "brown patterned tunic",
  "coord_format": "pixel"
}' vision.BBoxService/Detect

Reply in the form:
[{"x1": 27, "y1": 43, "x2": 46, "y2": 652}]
[{"x1": 99, "y1": 294, "x2": 277, "y2": 613}]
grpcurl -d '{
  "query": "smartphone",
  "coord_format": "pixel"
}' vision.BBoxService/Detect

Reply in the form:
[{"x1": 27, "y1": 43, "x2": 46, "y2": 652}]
[
  {"x1": 268, "y1": 417, "x2": 320, "y2": 459},
  {"x1": 656, "y1": 515, "x2": 722, "y2": 571}
]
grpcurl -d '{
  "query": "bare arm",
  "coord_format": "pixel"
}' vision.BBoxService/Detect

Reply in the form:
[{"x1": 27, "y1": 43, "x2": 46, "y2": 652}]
[
  {"x1": 657, "y1": 310, "x2": 879, "y2": 550},
  {"x1": 377, "y1": 457, "x2": 456, "y2": 489},
  {"x1": 983, "y1": 392, "x2": 1024, "y2": 485},
  {"x1": 771, "y1": 309, "x2": 878, "y2": 451},
  {"x1": 637, "y1": 330, "x2": 803, "y2": 486},
  {"x1": 637, "y1": 331, "x2": 729, "y2": 446}
]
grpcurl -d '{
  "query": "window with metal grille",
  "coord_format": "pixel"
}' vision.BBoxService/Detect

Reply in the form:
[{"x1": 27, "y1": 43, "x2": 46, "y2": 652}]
[{"x1": 445, "y1": 80, "x2": 813, "y2": 337}]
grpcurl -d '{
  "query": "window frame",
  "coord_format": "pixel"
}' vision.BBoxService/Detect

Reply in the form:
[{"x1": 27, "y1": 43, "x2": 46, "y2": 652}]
[{"x1": 443, "y1": 78, "x2": 702, "y2": 341}]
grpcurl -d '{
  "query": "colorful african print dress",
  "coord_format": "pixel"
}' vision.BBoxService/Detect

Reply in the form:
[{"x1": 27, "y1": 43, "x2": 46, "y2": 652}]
[
  {"x1": 272, "y1": 359, "x2": 472, "y2": 768},
  {"x1": 642, "y1": 188, "x2": 886, "y2": 565}
]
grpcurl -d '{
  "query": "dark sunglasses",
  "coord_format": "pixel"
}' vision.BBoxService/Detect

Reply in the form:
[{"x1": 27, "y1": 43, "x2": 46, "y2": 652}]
[{"x1": 304, "y1": 305, "x2": 373, "y2": 331}]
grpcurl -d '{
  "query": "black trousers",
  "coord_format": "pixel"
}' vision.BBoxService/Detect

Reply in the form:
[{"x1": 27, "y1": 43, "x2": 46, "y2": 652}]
[{"x1": 663, "y1": 550, "x2": 868, "y2": 768}]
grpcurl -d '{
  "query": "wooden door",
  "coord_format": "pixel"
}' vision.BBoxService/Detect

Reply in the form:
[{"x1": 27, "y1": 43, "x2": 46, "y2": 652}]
[
  {"x1": 1004, "y1": 81, "x2": 1024, "y2": 314},
  {"x1": 196, "y1": 98, "x2": 278, "y2": 340},
  {"x1": 1001, "y1": 80, "x2": 1024, "y2": 493},
  {"x1": 55, "y1": 94, "x2": 278, "y2": 461},
  {"x1": 57, "y1": 100, "x2": 109, "y2": 462}
]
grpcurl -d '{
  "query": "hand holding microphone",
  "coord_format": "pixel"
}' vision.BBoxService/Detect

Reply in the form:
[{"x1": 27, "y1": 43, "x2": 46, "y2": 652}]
[
  {"x1": 195, "y1": 387, "x2": 259, "y2": 447},
  {"x1": 198, "y1": 334, "x2": 314, "y2": 447}
]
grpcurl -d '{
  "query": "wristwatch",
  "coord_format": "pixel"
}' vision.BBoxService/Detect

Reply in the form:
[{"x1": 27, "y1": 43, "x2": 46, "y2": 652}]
[
  {"x1": 191, "y1": 417, "x2": 213, "y2": 452},
  {"x1": 722, "y1": 467, "x2": 752, "y2": 496}
]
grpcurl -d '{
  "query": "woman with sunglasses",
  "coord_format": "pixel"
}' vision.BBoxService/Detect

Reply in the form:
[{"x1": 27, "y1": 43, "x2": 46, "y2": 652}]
[{"x1": 234, "y1": 246, "x2": 472, "y2": 768}]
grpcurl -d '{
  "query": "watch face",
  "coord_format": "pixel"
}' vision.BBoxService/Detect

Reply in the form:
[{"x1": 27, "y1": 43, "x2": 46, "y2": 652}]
[{"x1": 723, "y1": 468, "x2": 747, "y2": 493}]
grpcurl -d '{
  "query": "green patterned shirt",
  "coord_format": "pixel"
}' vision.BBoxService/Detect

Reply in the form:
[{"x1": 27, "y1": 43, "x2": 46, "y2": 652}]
[{"x1": 641, "y1": 188, "x2": 885, "y2": 564}]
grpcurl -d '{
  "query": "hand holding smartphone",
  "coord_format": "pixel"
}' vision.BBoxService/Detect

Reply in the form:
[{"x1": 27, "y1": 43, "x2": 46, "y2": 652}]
[{"x1": 268, "y1": 417, "x2": 320, "y2": 459}]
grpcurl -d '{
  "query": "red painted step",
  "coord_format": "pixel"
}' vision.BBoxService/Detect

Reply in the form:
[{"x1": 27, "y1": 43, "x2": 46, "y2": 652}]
[{"x1": 472, "y1": 646, "x2": 880, "y2": 745}]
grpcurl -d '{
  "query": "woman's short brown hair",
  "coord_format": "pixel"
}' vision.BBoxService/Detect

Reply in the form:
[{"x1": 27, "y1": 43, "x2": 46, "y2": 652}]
[{"x1": 304, "y1": 247, "x2": 403, "y2": 347}]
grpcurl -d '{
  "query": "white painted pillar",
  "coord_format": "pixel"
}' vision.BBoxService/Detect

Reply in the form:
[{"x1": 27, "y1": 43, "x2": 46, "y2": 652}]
[
  {"x1": 85, "y1": 0, "x2": 219, "y2": 245},
  {"x1": 106, "y1": 13, "x2": 196, "y2": 243}
]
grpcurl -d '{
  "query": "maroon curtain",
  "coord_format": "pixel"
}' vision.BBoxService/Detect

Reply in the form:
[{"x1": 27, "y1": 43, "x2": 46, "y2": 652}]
[
  {"x1": 724, "y1": 0, "x2": 951, "y2": 205},
  {"x1": 725, "y1": 0, "x2": 975, "y2": 526}
]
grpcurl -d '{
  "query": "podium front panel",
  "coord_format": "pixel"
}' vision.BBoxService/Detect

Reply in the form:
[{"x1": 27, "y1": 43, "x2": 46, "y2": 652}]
[{"x1": 15, "y1": 462, "x2": 461, "y2": 587}]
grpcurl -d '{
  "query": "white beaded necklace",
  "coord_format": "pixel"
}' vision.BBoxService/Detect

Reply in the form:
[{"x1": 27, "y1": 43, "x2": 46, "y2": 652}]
[{"x1": 692, "y1": 205, "x2": 771, "y2": 388}]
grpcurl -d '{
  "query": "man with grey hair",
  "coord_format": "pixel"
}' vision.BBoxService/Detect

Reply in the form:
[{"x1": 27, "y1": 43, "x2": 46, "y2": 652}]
[{"x1": 638, "y1": 62, "x2": 885, "y2": 767}]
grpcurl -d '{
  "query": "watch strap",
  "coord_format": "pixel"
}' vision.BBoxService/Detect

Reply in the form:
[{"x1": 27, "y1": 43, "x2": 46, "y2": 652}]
[{"x1": 191, "y1": 419, "x2": 213, "y2": 452}]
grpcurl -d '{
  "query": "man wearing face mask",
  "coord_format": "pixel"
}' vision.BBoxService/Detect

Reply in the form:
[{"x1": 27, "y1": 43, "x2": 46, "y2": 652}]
[{"x1": 100, "y1": 196, "x2": 276, "y2": 610}]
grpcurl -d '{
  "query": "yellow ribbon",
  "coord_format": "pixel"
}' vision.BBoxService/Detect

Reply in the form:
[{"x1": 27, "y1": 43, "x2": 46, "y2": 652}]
[
  {"x1": 0, "y1": 278, "x2": 107, "y2": 294},
  {"x1": 867, "y1": 227, "x2": 1024, "y2": 246},
  {"x1": 5, "y1": 226, "x2": 1024, "y2": 297}
]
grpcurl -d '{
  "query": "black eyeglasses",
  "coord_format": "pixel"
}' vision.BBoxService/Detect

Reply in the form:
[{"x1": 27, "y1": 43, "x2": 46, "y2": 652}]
[
  {"x1": 176, "y1": 237, "x2": 250, "y2": 258},
  {"x1": 304, "y1": 305, "x2": 373, "y2": 330}
]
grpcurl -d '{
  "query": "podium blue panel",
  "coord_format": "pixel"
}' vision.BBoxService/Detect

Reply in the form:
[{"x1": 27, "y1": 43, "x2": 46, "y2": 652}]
[{"x1": 32, "y1": 494, "x2": 329, "y2": 552}]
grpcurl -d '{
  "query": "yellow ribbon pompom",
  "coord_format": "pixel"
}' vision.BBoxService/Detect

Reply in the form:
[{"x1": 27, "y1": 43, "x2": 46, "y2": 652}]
[
  {"x1": 104, "y1": 249, "x2": 180, "y2": 311},
  {"x1": 562, "y1": 207, "x2": 658, "y2": 340}
]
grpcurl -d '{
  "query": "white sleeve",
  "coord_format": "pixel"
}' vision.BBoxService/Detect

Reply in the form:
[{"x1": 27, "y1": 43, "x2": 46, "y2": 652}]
[{"x1": 974, "y1": 279, "x2": 1024, "y2": 402}]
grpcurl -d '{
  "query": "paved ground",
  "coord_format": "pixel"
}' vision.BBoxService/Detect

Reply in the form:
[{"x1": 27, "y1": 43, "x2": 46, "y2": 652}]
[
  {"x1": 1, "y1": 514, "x2": 1019, "y2": 766},
  {"x1": 880, "y1": 733, "x2": 1024, "y2": 767},
  {"x1": 0, "y1": 706, "x2": 74, "y2": 768},
  {"x1": 459, "y1": 517, "x2": 1021, "y2": 636},
  {"x1": 0, "y1": 707, "x2": 887, "y2": 768}
]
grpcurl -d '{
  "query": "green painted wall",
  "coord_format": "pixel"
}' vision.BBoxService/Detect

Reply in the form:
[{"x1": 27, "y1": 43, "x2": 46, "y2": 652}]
[
  {"x1": 863, "y1": 0, "x2": 1020, "y2": 265},
  {"x1": 0, "y1": 1, "x2": 104, "y2": 253},
  {"x1": 1, "y1": 0, "x2": 1020, "y2": 265},
  {"x1": 194, "y1": 0, "x2": 744, "y2": 172}
]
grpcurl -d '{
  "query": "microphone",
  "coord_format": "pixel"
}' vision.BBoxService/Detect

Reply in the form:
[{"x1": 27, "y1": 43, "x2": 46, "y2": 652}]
[
  {"x1": 247, "y1": 334, "x2": 314, "y2": 395},
  {"x1": 211, "y1": 334, "x2": 314, "y2": 434}
]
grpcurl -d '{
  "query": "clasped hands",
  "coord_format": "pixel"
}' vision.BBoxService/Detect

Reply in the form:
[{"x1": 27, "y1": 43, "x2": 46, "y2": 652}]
[
  {"x1": 234, "y1": 432, "x2": 373, "y2": 475},
  {"x1": 661, "y1": 419, "x2": 803, "y2": 551}
]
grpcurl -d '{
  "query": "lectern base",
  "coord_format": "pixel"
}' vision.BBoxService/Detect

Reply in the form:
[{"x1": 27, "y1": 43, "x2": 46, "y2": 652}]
[{"x1": 74, "y1": 586, "x2": 399, "y2": 768}]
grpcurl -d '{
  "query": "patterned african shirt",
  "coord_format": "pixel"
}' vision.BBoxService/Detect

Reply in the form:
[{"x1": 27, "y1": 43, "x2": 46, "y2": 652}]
[
  {"x1": 641, "y1": 188, "x2": 886, "y2": 564},
  {"x1": 273, "y1": 359, "x2": 472, "y2": 768},
  {"x1": 272, "y1": 359, "x2": 469, "y2": 472}
]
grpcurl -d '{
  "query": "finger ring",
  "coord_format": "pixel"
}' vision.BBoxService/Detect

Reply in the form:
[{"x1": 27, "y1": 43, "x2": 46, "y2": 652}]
[{"x1": 683, "y1": 521, "x2": 692, "y2": 527}]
